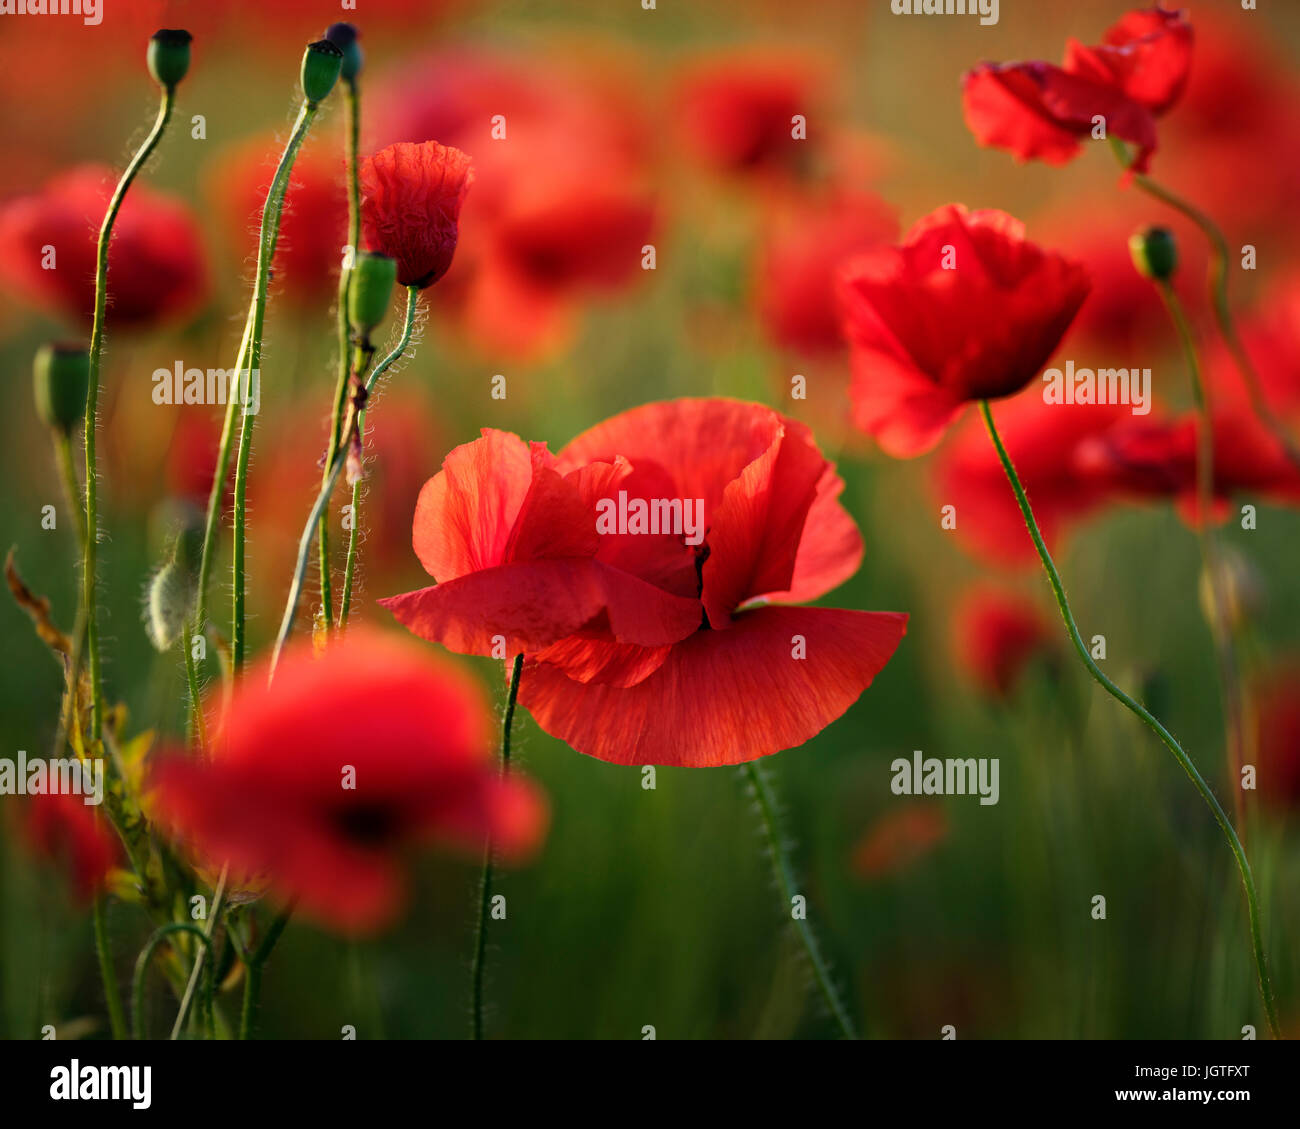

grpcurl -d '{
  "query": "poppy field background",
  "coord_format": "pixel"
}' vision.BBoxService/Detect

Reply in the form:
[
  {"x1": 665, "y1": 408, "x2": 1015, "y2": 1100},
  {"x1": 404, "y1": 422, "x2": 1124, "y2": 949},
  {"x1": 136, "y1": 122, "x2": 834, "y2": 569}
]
[{"x1": 2, "y1": 0, "x2": 1299, "y2": 1040}]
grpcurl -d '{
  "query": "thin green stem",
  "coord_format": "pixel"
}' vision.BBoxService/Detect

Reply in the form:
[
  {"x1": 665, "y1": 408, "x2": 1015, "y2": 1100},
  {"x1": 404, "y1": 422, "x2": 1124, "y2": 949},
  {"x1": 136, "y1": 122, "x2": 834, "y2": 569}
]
[
  {"x1": 977, "y1": 398, "x2": 1279, "y2": 1037},
  {"x1": 1157, "y1": 281, "x2": 1249, "y2": 834},
  {"x1": 85, "y1": 86, "x2": 177, "y2": 742},
  {"x1": 170, "y1": 866, "x2": 227, "y2": 1040},
  {"x1": 1108, "y1": 137, "x2": 1300, "y2": 471},
  {"x1": 51, "y1": 431, "x2": 88, "y2": 762},
  {"x1": 319, "y1": 77, "x2": 363, "y2": 632},
  {"x1": 182, "y1": 636, "x2": 208, "y2": 753},
  {"x1": 743, "y1": 760, "x2": 858, "y2": 1040},
  {"x1": 132, "y1": 923, "x2": 212, "y2": 1040},
  {"x1": 231, "y1": 99, "x2": 320, "y2": 677},
  {"x1": 92, "y1": 893, "x2": 128, "y2": 1040},
  {"x1": 339, "y1": 285, "x2": 420, "y2": 628},
  {"x1": 471, "y1": 653, "x2": 524, "y2": 1041},
  {"x1": 239, "y1": 906, "x2": 294, "y2": 1040}
]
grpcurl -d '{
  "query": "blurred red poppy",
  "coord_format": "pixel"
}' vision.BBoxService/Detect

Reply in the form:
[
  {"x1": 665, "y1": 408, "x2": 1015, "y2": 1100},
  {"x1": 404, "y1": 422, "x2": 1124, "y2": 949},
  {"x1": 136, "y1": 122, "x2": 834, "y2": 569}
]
[
  {"x1": 1255, "y1": 664, "x2": 1300, "y2": 813},
  {"x1": 361, "y1": 141, "x2": 474, "y2": 289},
  {"x1": 851, "y1": 802, "x2": 947, "y2": 879},
  {"x1": 151, "y1": 630, "x2": 547, "y2": 936},
  {"x1": 756, "y1": 187, "x2": 897, "y2": 356},
  {"x1": 21, "y1": 791, "x2": 120, "y2": 904},
  {"x1": 383, "y1": 399, "x2": 907, "y2": 766},
  {"x1": 952, "y1": 585, "x2": 1055, "y2": 699},
  {"x1": 931, "y1": 396, "x2": 1130, "y2": 568},
  {"x1": 209, "y1": 137, "x2": 348, "y2": 308},
  {"x1": 840, "y1": 204, "x2": 1089, "y2": 457},
  {"x1": 0, "y1": 165, "x2": 207, "y2": 330}
]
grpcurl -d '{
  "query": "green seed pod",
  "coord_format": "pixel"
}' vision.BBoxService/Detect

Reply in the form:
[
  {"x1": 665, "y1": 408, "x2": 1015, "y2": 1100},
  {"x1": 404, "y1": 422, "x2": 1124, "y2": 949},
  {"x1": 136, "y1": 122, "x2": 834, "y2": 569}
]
[
  {"x1": 33, "y1": 343, "x2": 90, "y2": 434},
  {"x1": 301, "y1": 39, "x2": 344, "y2": 105},
  {"x1": 145, "y1": 558, "x2": 193, "y2": 652},
  {"x1": 325, "y1": 23, "x2": 362, "y2": 83},
  {"x1": 1129, "y1": 226, "x2": 1178, "y2": 282},
  {"x1": 147, "y1": 29, "x2": 193, "y2": 90},
  {"x1": 347, "y1": 252, "x2": 397, "y2": 337}
]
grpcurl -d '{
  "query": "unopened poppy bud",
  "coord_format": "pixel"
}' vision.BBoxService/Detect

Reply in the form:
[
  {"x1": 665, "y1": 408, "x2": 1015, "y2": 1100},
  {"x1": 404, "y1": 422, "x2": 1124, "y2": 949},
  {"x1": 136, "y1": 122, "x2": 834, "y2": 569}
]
[
  {"x1": 1129, "y1": 226, "x2": 1178, "y2": 282},
  {"x1": 144, "y1": 521, "x2": 201, "y2": 652},
  {"x1": 301, "y1": 39, "x2": 344, "y2": 105},
  {"x1": 147, "y1": 29, "x2": 193, "y2": 90},
  {"x1": 33, "y1": 343, "x2": 90, "y2": 434},
  {"x1": 347, "y1": 252, "x2": 397, "y2": 336},
  {"x1": 325, "y1": 23, "x2": 362, "y2": 82}
]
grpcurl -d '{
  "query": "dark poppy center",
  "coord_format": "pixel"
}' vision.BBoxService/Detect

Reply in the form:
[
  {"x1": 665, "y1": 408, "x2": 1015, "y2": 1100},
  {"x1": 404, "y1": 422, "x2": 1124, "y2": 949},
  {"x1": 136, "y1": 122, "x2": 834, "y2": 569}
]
[{"x1": 332, "y1": 802, "x2": 400, "y2": 847}]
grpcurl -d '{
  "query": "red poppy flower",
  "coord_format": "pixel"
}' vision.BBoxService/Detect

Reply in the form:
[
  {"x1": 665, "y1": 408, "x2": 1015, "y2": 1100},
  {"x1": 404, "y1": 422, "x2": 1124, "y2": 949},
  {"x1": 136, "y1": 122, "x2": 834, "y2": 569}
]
[
  {"x1": 931, "y1": 396, "x2": 1130, "y2": 567},
  {"x1": 1255, "y1": 664, "x2": 1300, "y2": 812},
  {"x1": 840, "y1": 204, "x2": 1090, "y2": 457},
  {"x1": 951, "y1": 585, "x2": 1056, "y2": 699},
  {"x1": 21, "y1": 792, "x2": 120, "y2": 904},
  {"x1": 150, "y1": 631, "x2": 547, "y2": 936},
  {"x1": 851, "y1": 802, "x2": 947, "y2": 880},
  {"x1": 0, "y1": 165, "x2": 207, "y2": 330},
  {"x1": 384, "y1": 399, "x2": 908, "y2": 766},
  {"x1": 1208, "y1": 277, "x2": 1300, "y2": 425},
  {"x1": 210, "y1": 137, "x2": 348, "y2": 308},
  {"x1": 756, "y1": 187, "x2": 897, "y2": 355},
  {"x1": 675, "y1": 50, "x2": 822, "y2": 178},
  {"x1": 361, "y1": 141, "x2": 474, "y2": 289},
  {"x1": 1074, "y1": 408, "x2": 1300, "y2": 526},
  {"x1": 961, "y1": 7, "x2": 1192, "y2": 174}
]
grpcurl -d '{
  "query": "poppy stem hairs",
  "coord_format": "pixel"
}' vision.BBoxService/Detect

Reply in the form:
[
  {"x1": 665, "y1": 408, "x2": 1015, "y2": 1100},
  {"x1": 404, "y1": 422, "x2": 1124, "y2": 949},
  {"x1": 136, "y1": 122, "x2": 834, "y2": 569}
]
[
  {"x1": 977, "y1": 398, "x2": 1280, "y2": 1039},
  {"x1": 471, "y1": 652, "x2": 525, "y2": 1041},
  {"x1": 745, "y1": 762, "x2": 858, "y2": 1040}
]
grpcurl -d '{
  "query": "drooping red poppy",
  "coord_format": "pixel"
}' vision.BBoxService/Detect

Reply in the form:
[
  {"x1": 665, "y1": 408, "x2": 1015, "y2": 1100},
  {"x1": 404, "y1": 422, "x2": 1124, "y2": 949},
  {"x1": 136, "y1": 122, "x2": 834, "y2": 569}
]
[
  {"x1": 21, "y1": 792, "x2": 120, "y2": 904},
  {"x1": 382, "y1": 399, "x2": 908, "y2": 766},
  {"x1": 1073, "y1": 407, "x2": 1300, "y2": 526},
  {"x1": 851, "y1": 802, "x2": 947, "y2": 880},
  {"x1": 0, "y1": 165, "x2": 207, "y2": 330},
  {"x1": 150, "y1": 631, "x2": 547, "y2": 936},
  {"x1": 1255, "y1": 663, "x2": 1300, "y2": 813},
  {"x1": 209, "y1": 136, "x2": 348, "y2": 308},
  {"x1": 361, "y1": 141, "x2": 474, "y2": 289},
  {"x1": 961, "y1": 6, "x2": 1193, "y2": 174},
  {"x1": 755, "y1": 186, "x2": 897, "y2": 356},
  {"x1": 840, "y1": 204, "x2": 1090, "y2": 457},
  {"x1": 951, "y1": 585, "x2": 1056, "y2": 699},
  {"x1": 931, "y1": 395, "x2": 1130, "y2": 568}
]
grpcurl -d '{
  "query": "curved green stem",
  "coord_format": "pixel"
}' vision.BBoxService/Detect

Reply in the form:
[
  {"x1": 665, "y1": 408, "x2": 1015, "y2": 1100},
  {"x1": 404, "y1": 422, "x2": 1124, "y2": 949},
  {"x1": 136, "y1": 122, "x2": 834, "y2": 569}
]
[
  {"x1": 170, "y1": 866, "x2": 227, "y2": 1040},
  {"x1": 978, "y1": 398, "x2": 1279, "y2": 1037},
  {"x1": 132, "y1": 923, "x2": 212, "y2": 1040},
  {"x1": 471, "y1": 652, "x2": 524, "y2": 1041},
  {"x1": 339, "y1": 285, "x2": 420, "y2": 628},
  {"x1": 319, "y1": 77, "x2": 364, "y2": 632},
  {"x1": 92, "y1": 893, "x2": 128, "y2": 1040},
  {"x1": 1156, "y1": 281, "x2": 1249, "y2": 833},
  {"x1": 239, "y1": 905, "x2": 294, "y2": 1040},
  {"x1": 85, "y1": 86, "x2": 176, "y2": 742},
  {"x1": 230, "y1": 100, "x2": 320, "y2": 677},
  {"x1": 51, "y1": 432, "x2": 88, "y2": 761},
  {"x1": 1108, "y1": 137, "x2": 1300, "y2": 471},
  {"x1": 744, "y1": 760, "x2": 858, "y2": 1040}
]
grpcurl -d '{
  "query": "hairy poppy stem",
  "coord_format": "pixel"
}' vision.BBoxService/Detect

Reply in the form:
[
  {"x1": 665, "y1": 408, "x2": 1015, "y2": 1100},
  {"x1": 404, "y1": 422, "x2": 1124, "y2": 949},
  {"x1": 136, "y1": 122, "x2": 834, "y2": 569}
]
[
  {"x1": 132, "y1": 923, "x2": 212, "y2": 1040},
  {"x1": 170, "y1": 865, "x2": 226, "y2": 1040},
  {"x1": 231, "y1": 100, "x2": 321, "y2": 677},
  {"x1": 1155, "y1": 281, "x2": 1250, "y2": 835},
  {"x1": 471, "y1": 652, "x2": 524, "y2": 1041},
  {"x1": 744, "y1": 761, "x2": 858, "y2": 1040},
  {"x1": 1108, "y1": 137, "x2": 1300, "y2": 473},
  {"x1": 978, "y1": 398, "x2": 1279, "y2": 1038},
  {"x1": 93, "y1": 893, "x2": 128, "y2": 1040},
  {"x1": 319, "y1": 77, "x2": 364, "y2": 633},
  {"x1": 85, "y1": 85, "x2": 176, "y2": 743},
  {"x1": 339, "y1": 285, "x2": 421, "y2": 628},
  {"x1": 270, "y1": 300, "x2": 420, "y2": 673}
]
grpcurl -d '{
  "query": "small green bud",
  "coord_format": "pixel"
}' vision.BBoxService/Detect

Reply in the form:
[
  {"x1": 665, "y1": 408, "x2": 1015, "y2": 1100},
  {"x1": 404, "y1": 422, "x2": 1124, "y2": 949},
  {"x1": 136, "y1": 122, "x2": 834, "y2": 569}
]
[
  {"x1": 348, "y1": 252, "x2": 398, "y2": 337},
  {"x1": 33, "y1": 343, "x2": 90, "y2": 434},
  {"x1": 147, "y1": 29, "x2": 193, "y2": 90},
  {"x1": 144, "y1": 519, "x2": 202, "y2": 652},
  {"x1": 325, "y1": 23, "x2": 363, "y2": 83},
  {"x1": 301, "y1": 39, "x2": 344, "y2": 105},
  {"x1": 1129, "y1": 226, "x2": 1178, "y2": 282}
]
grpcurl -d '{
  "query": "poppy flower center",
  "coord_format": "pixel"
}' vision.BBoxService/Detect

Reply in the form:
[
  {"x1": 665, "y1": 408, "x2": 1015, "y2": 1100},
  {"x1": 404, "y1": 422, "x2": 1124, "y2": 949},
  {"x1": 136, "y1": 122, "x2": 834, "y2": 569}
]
[{"x1": 332, "y1": 802, "x2": 401, "y2": 847}]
